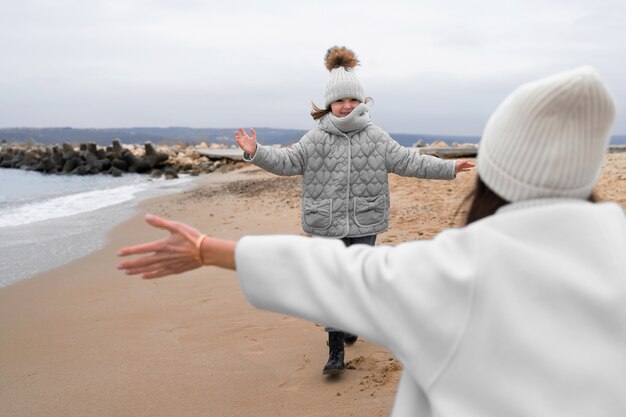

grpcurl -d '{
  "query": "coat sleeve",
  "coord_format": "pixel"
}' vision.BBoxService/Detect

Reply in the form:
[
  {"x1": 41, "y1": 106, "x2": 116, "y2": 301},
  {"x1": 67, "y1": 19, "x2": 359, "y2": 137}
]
[
  {"x1": 234, "y1": 230, "x2": 478, "y2": 388},
  {"x1": 243, "y1": 136, "x2": 308, "y2": 176},
  {"x1": 384, "y1": 135, "x2": 456, "y2": 180}
]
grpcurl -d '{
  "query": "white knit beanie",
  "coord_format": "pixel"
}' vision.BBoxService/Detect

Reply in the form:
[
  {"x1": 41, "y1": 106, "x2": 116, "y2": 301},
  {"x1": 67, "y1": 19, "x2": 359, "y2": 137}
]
[
  {"x1": 477, "y1": 66, "x2": 616, "y2": 202},
  {"x1": 323, "y1": 46, "x2": 365, "y2": 107}
]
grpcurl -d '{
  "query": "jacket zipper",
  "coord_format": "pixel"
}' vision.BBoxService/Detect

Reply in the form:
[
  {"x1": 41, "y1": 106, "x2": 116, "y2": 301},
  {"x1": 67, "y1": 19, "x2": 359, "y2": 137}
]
[{"x1": 341, "y1": 132, "x2": 351, "y2": 238}]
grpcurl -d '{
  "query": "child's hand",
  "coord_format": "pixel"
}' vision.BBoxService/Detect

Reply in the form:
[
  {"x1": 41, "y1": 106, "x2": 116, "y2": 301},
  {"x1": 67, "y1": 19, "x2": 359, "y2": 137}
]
[
  {"x1": 455, "y1": 159, "x2": 475, "y2": 173},
  {"x1": 235, "y1": 128, "x2": 258, "y2": 157}
]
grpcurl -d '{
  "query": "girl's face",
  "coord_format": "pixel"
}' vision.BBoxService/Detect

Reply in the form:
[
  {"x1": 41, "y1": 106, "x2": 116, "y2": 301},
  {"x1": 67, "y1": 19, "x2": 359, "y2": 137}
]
[{"x1": 330, "y1": 98, "x2": 360, "y2": 117}]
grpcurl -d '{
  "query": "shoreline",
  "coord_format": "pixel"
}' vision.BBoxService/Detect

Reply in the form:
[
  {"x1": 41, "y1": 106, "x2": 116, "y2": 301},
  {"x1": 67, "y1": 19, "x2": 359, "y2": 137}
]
[
  {"x1": 0, "y1": 172, "x2": 200, "y2": 287},
  {"x1": 0, "y1": 154, "x2": 623, "y2": 417},
  {"x1": 0, "y1": 203, "x2": 134, "y2": 287}
]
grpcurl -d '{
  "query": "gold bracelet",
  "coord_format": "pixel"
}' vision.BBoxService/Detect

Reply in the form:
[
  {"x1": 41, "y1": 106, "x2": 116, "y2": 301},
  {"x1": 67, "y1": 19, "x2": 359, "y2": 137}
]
[{"x1": 194, "y1": 234, "x2": 208, "y2": 265}]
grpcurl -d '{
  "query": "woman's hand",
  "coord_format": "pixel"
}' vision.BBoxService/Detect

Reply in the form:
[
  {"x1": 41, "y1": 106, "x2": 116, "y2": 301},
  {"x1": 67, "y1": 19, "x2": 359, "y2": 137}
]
[
  {"x1": 117, "y1": 214, "x2": 204, "y2": 279},
  {"x1": 235, "y1": 128, "x2": 258, "y2": 157},
  {"x1": 455, "y1": 159, "x2": 475, "y2": 173},
  {"x1": 117, "y1": 214, "x2": 237, "y2": 279}
]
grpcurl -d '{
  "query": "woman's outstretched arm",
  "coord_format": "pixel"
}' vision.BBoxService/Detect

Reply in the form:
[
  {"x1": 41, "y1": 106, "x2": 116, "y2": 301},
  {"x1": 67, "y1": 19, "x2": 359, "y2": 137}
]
[{"x1": 117, "y1": 214, "x2": 236, "y2": 279}]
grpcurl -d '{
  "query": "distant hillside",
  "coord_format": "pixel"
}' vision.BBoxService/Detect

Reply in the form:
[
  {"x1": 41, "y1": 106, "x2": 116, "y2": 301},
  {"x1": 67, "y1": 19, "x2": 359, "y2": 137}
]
[
  {"x1": 0, "y1": 127, "x2": 306, "y2": 147},
  {"x1": 1, "y1": 127, "x2": 624, "y2": 148}
]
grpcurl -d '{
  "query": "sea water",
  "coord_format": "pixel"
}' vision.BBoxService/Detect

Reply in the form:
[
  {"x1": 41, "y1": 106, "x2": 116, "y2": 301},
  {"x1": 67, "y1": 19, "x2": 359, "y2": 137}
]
[{"x1": 0, "y1": 169, "x2": 198, "y2": 287}]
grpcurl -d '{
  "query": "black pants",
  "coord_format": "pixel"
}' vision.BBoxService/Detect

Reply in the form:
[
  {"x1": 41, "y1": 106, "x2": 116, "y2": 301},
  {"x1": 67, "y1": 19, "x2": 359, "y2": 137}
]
[{"x1": 324, "y1": 234, "x2": 377, "y2": 333}]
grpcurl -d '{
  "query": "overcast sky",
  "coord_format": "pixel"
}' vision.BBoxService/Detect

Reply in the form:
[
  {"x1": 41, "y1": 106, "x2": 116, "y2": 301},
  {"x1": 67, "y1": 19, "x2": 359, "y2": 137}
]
[{"x1": 1, "y1": 0, "x2": 625, "y2": 135}]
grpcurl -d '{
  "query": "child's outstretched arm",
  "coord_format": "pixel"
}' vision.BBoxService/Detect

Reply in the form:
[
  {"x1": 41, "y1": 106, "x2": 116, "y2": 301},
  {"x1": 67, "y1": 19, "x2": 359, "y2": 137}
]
[
  {"x1": 385, "y1": 136, "x2": 474, "y2": 179},
  {"x1": 455, "y1": 160, "x2": 475, "y2": 173},
  {"x1": 235, "y1": 128, "x2": 258, "y2": 158},
  {"x1": 234, "y1": 128, "x2": 307, "y2": 176}
]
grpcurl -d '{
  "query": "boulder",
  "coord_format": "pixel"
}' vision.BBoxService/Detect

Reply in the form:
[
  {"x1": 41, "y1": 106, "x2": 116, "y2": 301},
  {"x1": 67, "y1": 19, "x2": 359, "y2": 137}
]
[
  {"x1": 111, "y1": 158, "x2": 128, "y2": 171},
  {"x1": 163, "y1": 166, "x2": 179, "y2": 179},
  {"x1": 144, "y1": 141, "x2": 169, "y2": 168},
  {"x1": 430, "y1": 140, "x2": 449, "y2": 148},
  {"x1": 62, "y1": 157, "x2": 80, "y2": 174}
]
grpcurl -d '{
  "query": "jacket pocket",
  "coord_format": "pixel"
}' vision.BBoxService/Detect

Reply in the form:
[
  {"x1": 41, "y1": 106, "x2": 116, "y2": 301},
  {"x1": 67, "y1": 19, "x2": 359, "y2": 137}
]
[
  {"x1": 353, "y1": 195, "x2": 386, "y2": 227},
  {"x1": 303, "y1": 198, "x2": 333, "y2": 230}
]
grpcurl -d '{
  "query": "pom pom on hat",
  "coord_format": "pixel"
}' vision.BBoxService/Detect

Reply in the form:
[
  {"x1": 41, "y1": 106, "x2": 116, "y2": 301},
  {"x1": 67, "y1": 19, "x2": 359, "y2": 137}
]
[
  {"x1": 323, "y1": 46, "x2": 365, "y2": 107},
  {"x1": 477, "y1": 66, "x2": 616, "y2": 202},
  {"x1": 325, "y1": 46, "x2": 359, "y2": 71}
]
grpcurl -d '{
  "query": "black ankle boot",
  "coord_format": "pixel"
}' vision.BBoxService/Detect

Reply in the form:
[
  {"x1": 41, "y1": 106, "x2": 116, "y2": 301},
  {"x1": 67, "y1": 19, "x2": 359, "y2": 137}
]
[
  {"x1": 344, "y1": 332, "x2": 358, "y2": 345},
  {"x1": 323, "y1": 332, "x2": 345, "y2": 375}
]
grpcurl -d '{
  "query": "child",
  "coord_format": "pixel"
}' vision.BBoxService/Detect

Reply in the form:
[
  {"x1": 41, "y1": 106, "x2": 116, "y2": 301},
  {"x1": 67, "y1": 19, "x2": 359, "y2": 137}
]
[
  {"x1": 234, "y1": 46, "x2": 474, "y2": 374},
  {"x1": 118, "y1": 65, "x2": 625, "y2": 416}
]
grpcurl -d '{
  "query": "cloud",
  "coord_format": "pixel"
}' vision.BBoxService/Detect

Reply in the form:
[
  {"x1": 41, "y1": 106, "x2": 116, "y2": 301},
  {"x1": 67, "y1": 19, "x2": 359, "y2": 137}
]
[{"x1": 0, "y1": 0, "x2": 624, "y2": 134}]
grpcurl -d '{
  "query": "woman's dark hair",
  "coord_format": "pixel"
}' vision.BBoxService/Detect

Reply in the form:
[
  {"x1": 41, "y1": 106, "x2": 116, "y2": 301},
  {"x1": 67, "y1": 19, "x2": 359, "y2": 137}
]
[
  {"x1": 310, "y1": 97, "x2": 374, "y2": 120},
  {"x1": 464, "y1": 176, "x2": 598, "y2": 225},
  {"x1": 464, "y1": 176, "x2": 510, "y2": 225}
]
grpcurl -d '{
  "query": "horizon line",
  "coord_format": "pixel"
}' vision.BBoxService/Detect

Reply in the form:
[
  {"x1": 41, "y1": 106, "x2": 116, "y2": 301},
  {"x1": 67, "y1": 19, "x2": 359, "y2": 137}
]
[{"x1": 1, "y1": 126, "x2": 625, "y2": 138}]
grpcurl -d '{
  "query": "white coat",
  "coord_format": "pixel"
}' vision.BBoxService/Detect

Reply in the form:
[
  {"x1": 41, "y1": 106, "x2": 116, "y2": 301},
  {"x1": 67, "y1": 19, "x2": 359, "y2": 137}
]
[{"x1": 234, "y1": 199, "x2": 626, "y2": 417}]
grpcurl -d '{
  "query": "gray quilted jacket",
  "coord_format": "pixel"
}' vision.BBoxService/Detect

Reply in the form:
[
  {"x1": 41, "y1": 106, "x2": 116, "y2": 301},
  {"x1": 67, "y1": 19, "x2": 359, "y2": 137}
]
[{"x1": 244, "y1": 104, "x2": 456, "y2": 238}]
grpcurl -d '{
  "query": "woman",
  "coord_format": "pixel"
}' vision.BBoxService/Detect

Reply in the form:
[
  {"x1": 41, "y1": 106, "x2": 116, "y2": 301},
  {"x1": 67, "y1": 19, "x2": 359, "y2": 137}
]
[{"x1": 118, "y1": 66, "x2": 625, "y2": 417}]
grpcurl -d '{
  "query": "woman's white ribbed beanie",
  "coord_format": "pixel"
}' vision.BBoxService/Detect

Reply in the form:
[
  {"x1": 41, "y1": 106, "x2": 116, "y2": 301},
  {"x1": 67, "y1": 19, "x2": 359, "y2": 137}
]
[
  {"x1": 477, "y1": 66, "x2": 616, "y2": 202},
  {"x1": 324, "y1": 46, "x2": 365, "y2": 107}
]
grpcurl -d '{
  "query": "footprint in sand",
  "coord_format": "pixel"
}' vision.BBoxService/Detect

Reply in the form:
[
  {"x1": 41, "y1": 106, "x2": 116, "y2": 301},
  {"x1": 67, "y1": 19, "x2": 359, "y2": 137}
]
[
  {"x1": 242, "y1": 335, "x2": 265, "y2": 354},
  {"x1": 278, "y1": 356, "x2": 311, "y2": 390}
]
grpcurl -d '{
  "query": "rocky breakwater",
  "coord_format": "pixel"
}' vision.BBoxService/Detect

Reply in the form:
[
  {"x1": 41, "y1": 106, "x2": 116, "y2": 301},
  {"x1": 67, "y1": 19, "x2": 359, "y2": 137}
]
[{"x1": 0, "y1": 140, "x2": 244, "y2": 178}]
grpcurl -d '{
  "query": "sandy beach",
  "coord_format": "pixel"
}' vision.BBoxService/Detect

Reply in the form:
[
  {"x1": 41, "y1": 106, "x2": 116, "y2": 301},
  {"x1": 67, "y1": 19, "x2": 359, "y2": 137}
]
[{"x1": 1, "y1": 153, "x2": 624, "y2": 417}]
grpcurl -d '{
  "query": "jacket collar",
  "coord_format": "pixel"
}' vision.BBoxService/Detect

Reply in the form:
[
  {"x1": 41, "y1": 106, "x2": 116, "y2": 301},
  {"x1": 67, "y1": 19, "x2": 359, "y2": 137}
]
[{"x1": 497, "y1": 198, "x2": 591, "y2": 215}]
